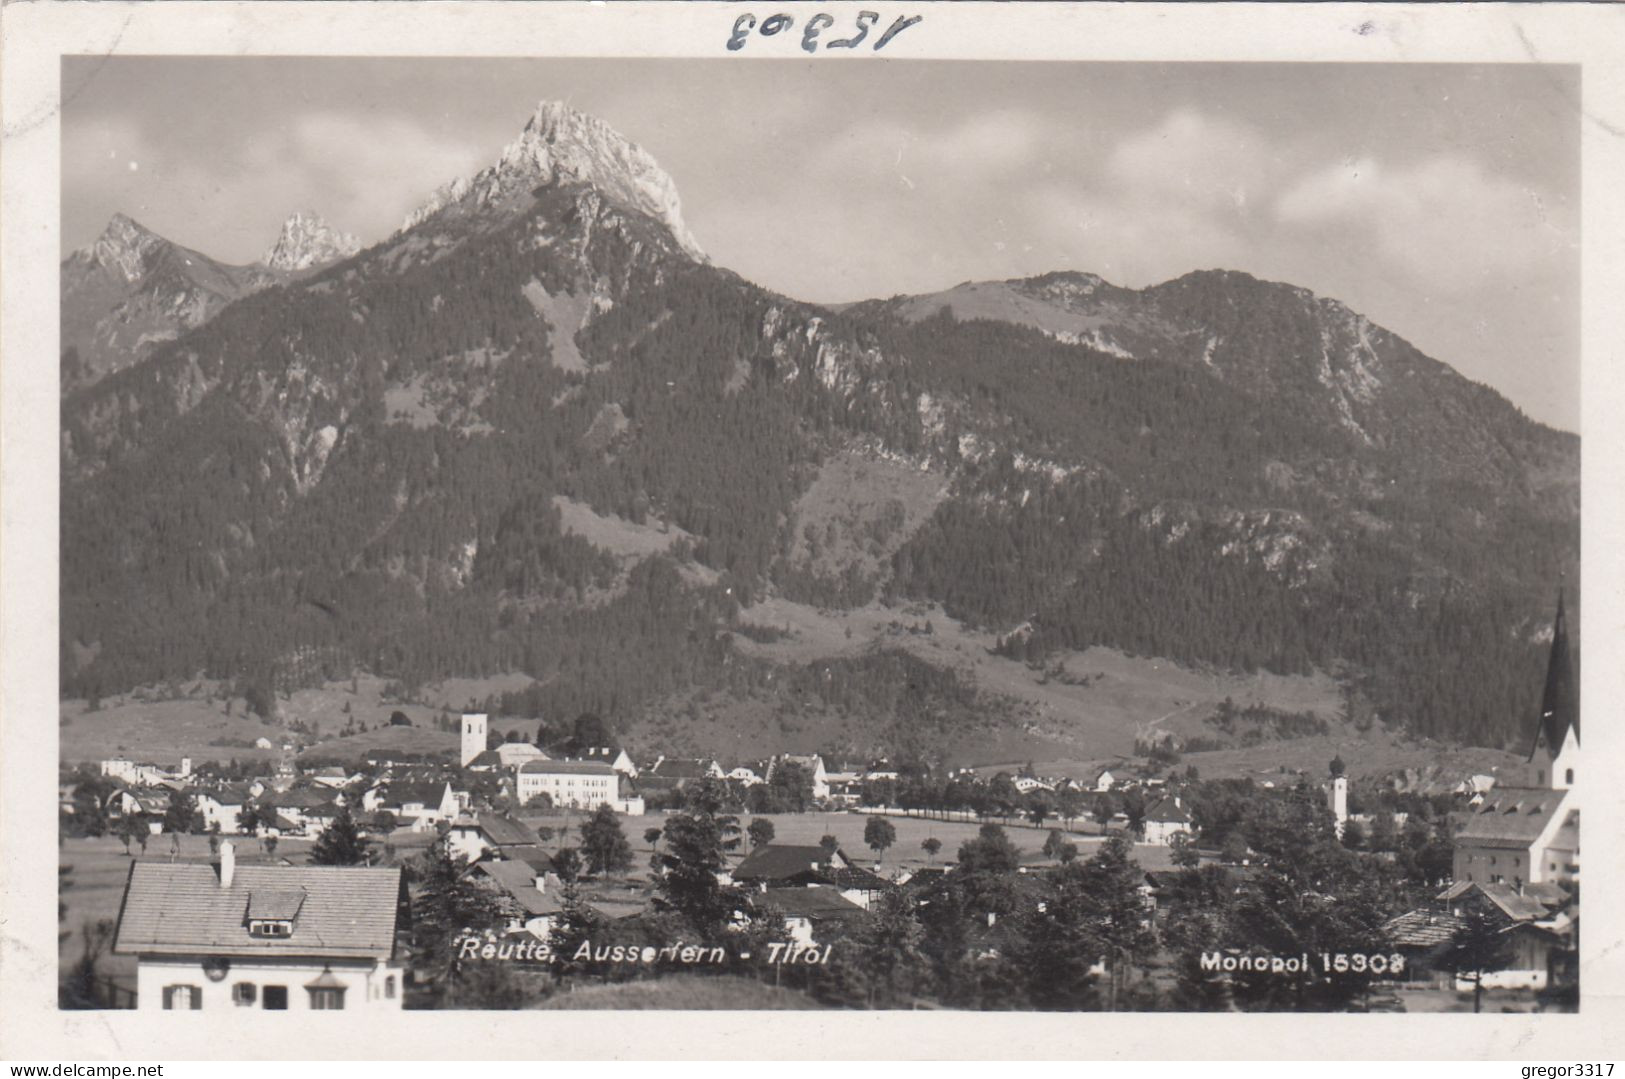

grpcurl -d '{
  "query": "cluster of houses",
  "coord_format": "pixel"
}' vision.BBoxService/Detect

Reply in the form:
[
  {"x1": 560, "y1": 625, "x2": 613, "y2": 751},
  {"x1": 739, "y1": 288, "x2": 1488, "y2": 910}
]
[{"x1": 92, "y1": 598, "x2": 1580, "y2": 1010}]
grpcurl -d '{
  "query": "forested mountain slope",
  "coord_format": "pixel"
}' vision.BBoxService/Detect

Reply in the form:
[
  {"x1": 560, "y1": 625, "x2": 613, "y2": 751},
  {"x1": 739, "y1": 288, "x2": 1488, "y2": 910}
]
[{"x1": 59, "y1": 102, "x2": 1578, "y2": 757}]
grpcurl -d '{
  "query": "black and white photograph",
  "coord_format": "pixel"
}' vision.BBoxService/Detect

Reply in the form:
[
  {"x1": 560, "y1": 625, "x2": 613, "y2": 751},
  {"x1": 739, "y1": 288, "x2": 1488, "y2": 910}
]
[{"x1": 5, "y1": 0, "x2": 1625, "y2": 1062}]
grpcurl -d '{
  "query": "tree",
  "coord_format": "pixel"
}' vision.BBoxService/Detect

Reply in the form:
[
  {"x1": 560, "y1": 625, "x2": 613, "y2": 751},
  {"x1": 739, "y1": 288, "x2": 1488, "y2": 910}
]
[
  {"x1": 389, "y1": 710, "x2": 412, "y2": 726},
  {"x1": 579, "y1": 804, "x2": 634, "y2": 876},
  {"x1": 1042, "y1": 828, "x2": 1068, "y2": 861},
  {"x1": 311, "y1": 805, "x2": 366, "y2": 865},
  {"x1": 118, "y1": 814, "x2": 146, "y2": 856},
  {"x1": 263, "y1": 835, "x2": 278, "y2": 858},
  {"x1": 769, "y1": 760, "x2": 815, "y2": 812},
  {"x1": 407, "y1": 837, "x2": 503, "y2": 1001},
  {"x1": 957, "y1": 823, "x2": 1020, "y2": 875},
  {"x1": 819, "y1": 834, "x2": 841, "y2": 861},
  {"x1": 1092, "y1": 791, "x2": 1119, "y2": 828},
  {"x1": 1170, "y1": 832, "x2": 1201, "y2": 868},
  {"x1": 850, "y1": 889, "x2": 929, "y2": 1007},
  {"x1": 1440, "y1": 906, "x2": 1516, "y2": 1013},
  {"x1": 70, "y1": 777, "x2": 114, "y2": 837},
  {"x1": 644, "y1": 827, "x2": 663, "y2": 851},
  {"x1": 552, "y1": 847, "x2": 584, "y2": 883},
  {"x1": 654, "y1": 801, "x2": 741, "y2": 940},
  {"x1": 1220, "y1": 832, "x2": 1250, "y2": 865},
  {"x1": 371, "y1": 809, "x2": 398, "y2": 834},
  {"x1": 921, "y1": 836, "x2": 942, "y2": 864},
  {"x1": 747, "y1": 817, "x2": 775, "y2": 850},
  {"x1": 60, "y1": 918, "x2": 116, "y2": 1009},
  {"x1": 864, "y1": 816, "x2": 897, "y2": 864},
  {"x1": 1030, "y1": 835, "x2": 1155, "y2": 1011},
  {"x1": 1340, "y1": 819, "x2": 1366, "y2": 851},
  {"x1": 163, "y1": 792, "x2": 200, "y2": 835}
]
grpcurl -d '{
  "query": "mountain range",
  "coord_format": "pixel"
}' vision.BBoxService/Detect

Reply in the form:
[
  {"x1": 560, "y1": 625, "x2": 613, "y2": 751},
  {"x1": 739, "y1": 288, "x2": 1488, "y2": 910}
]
[
  {"x1": 61, "y1": 210, "x2": 359, "y2": 391},
  {"x1": 59, "y1": 101, "x2": 1579, "y2": 763}
]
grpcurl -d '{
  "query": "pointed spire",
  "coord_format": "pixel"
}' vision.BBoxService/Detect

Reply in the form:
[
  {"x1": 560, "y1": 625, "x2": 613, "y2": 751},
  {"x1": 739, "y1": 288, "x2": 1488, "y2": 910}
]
[{"x1": 1530, "y1": 587, "x2": 1578, "y2": 760}]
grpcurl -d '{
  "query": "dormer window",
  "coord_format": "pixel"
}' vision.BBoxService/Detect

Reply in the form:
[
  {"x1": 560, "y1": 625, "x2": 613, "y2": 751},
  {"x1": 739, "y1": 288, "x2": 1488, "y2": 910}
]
[
  {"x1": 249, "y1": 919, "x2": 293, "y2": 937},
  {"x1": 244, "y1": 889, "x2": 305, "y2": 938}
]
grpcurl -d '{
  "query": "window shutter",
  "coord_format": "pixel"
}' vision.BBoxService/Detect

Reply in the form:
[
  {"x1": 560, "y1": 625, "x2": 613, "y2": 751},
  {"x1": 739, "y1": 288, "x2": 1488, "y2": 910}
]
[
  {"x1": 190, "y1": 986, "x2": 202, "y2": 1010},
  {"x1": 162, "y1": 986, "x2": 175, "y2": 1010}
]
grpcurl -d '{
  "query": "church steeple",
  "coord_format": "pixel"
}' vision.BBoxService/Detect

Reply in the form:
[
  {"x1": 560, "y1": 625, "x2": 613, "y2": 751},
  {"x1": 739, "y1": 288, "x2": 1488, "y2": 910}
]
[{"x1": 1528, "y1": 589, "x2": 1578, "y2": 789}]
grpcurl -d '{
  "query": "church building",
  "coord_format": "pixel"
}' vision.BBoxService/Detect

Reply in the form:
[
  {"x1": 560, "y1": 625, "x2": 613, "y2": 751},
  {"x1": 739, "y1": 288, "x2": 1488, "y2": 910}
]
[{"x1": 1451, "y1": 594, "x2": 1580, "y2": 888}]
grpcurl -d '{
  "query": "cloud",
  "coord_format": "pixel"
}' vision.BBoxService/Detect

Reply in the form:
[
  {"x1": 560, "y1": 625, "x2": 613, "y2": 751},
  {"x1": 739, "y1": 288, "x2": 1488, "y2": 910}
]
[
  {"x1": 1274, "y1": 154, "x2": 1576, "y2": 293},
  {"x1": 1105, "y1": 108, "x2": 1276, "y2": 215}
]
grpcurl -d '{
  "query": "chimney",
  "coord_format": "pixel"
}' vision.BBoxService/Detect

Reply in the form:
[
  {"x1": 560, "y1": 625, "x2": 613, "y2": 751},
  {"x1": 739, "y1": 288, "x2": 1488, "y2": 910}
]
[{"x1": 219, "y1": 840, "x2": 236, "y2": 888}]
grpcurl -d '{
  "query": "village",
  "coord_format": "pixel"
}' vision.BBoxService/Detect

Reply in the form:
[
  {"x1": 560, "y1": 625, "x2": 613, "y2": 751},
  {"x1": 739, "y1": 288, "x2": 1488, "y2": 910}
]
[{"x1": 57, "y1": 602, "x2": 1580, "y2": 1014}]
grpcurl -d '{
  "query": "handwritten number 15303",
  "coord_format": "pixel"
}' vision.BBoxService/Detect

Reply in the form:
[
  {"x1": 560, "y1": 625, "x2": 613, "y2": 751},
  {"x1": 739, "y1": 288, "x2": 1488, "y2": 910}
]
[{"x1": 727, "y1": 12, "x2": 923, "y2": 53}]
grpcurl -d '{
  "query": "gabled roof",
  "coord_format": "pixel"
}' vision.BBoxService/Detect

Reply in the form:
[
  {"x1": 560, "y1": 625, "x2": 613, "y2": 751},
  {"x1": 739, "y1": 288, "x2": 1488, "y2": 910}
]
[
  {"x1": 472, "y1": 860, "x2": 561, "y2": 917},
  {"x1": 476, "y1": 815, "x2": 539, "y2": 847},
  {"x1": 519, "y1": 760, "x2": 615, "y2": 776},
  {"x1": 1145, "y1": 795, "x2": 1192, "y2": 823},
  {"x1": 466, "y1": 750, "x2": 504, "y2": 768},
  {"x1": 1453, "y1": 789, "x2": 1568, "y2": 848},
  {"x1": 755, "y1": 886, "x2": 866, "y2": 920},
  {"x1": 379, "y1": 780, "x2": 451, "y2": 807},
  {"x1": 823, "y1": 866, "x2": 893, "y2": 892},
  {"x1": 1437, "y1": 880, "x2": 1554, "y2": 923},
  {"x1": 650, "y1": 758, "x2": 713, "y2": 779},
  {"x1": 265, "y1": 788, "x2": 337, "y2": 809},
  {"x1": 734, "y1": 844, "x2": 843, "y2": 881},
  {"x1": 1384, "y1": 909, "x2": 1463, "y2": 949},
  {"x1": 114, "y1": 862, "x2": 402, "y2": 959}
]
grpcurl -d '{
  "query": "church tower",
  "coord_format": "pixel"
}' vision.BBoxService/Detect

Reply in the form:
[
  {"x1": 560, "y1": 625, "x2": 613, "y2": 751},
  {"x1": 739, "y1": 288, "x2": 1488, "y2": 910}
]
[
  {"x1": 460, "y1": 712, "x2": 488, "y2": 767},
  {"x1": 1529, "y1": 592, "x2": 1578, "y2": 791},
  {"x1": 1326, "y1": 754, "x2": 1348, "y2": 839}
]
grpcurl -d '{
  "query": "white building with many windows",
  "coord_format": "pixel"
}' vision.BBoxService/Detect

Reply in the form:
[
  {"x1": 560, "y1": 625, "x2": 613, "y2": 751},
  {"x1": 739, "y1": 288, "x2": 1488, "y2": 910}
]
[{"x1": 517, "y1": 760, "x2": 621, "y2": 809}]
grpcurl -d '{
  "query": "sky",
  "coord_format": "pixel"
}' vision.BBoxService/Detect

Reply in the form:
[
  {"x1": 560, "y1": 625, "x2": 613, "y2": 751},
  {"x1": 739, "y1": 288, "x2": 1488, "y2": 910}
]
[{"x1": 61, "y1": 58, "x2": 1579, "y2": 431}]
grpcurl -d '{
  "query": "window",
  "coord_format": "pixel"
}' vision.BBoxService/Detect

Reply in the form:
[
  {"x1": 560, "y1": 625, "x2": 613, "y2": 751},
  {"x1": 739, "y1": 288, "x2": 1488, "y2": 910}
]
[
  {"x1": 262, "y1": 985, "x2": 288, "y2": 1010},
  {"x1": 232, "y1": 982, "x2": 257, "y2": 1006},
  {"x1": 248, "y1": 919, "x2": 293, "y2": 938},
  {"x1": 1565, "y1": 769, "x2": 1574, "y2": 784},
  {"x1": 307, "y1": 987, "x2": 346, "y2": 1010},
  {"x1": 384, "y1": 976, "x2": 396, "y2": 1000},
  {"x1": 162, "y1": 984, "x2": 201, "y2": 1010}
]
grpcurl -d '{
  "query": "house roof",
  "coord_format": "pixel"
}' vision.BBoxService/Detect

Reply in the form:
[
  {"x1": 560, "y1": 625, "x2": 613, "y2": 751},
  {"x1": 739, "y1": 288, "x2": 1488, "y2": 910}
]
[
  {"x1": 823, "y1": 866, "x2": 893, "y2": 892},
  {"x1": 466, "y1": 750, "x2": 504, "y2": 768},
  {"x1": 734, "y1": 844, "x2": 841, "y2": 881},
  {"x1": 1453, "y1": 789, "x2": 1568, "y2": 849},
  {"x1": 1145, "y1": 796, "x2": 1192, "y2": 823},
  {"x1": 473, "y1": 815, "x2": 539, "y2": 847},
  {"x1": 1384, "y1": 910, "x2": 1463, "y2": 949},
  {"x1": 1437, "y1": 880, "x2": 1554, "y2": 923},
  {"x1": 380, "y1": 780, "x2": 450, "y2": 807},
  {"x1": 650, "y1": 758, "x2": 713, "y2": 779},
  {"x1": 756, "y1": 886, "x2": 866, "y2": 920},
  {"x1": 518, "y1": 760, "x2": 615, "y2": 776},
  {"x1": 114, "y1": 862, "x2": 402, "y2": 959},
  {"x1": 473, "y1": 861, "x2": 561, "y2": 917}
]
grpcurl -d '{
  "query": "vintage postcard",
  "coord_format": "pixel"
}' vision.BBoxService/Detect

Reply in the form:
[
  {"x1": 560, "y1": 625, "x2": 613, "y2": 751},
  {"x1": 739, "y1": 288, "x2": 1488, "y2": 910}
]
[{"x1": 4, "y1": 0, "x2": 1625, "y2": 1062}]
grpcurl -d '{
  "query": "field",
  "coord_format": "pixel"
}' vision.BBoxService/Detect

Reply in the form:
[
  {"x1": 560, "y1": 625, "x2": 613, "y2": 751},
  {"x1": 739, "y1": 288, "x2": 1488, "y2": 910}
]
[
  {"x1": 60, "y1": 674, "x2": 482, "y2": 767},
  {"x1": 726, "y1": 594, "x2": 1345, "y2": 762}
]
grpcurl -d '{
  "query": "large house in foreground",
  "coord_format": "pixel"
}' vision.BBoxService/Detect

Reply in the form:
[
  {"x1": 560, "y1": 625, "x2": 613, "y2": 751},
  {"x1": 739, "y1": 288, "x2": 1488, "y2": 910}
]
[{"x1": 114, "y1": 842, "x2": 407, "y2": 1010}]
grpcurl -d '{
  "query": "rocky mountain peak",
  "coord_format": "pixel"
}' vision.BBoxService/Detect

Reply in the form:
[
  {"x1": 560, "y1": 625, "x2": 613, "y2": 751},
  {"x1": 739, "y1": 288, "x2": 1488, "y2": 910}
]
[
  {"x1": 86, "y1": 213, "x2": 167, "y2": 283},
  {"x1": 262, "y1": 211, "x2": 361, "y2": 272},
  {"x1": 399, "y1": 100, "x2": 706, "y2": 262}
]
